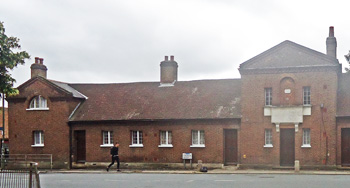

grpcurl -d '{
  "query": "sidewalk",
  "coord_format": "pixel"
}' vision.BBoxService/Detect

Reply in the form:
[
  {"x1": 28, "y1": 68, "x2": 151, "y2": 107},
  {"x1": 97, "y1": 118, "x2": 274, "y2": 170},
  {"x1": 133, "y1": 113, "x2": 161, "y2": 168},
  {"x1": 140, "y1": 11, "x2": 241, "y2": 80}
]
[{"x1": 42, "y1": 168, "x2": 350, "y2": 175}]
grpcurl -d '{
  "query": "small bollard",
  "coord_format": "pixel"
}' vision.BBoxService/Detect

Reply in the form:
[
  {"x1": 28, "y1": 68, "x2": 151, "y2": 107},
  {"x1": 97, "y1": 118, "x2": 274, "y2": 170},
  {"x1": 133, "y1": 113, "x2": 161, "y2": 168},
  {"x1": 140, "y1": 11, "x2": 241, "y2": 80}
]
[
  {"x1": 294, "y1": 160, "x2": 300, "y2": 172},
  {"x1": 197, "y1": 160, "x2": 203, "y2": 171}
]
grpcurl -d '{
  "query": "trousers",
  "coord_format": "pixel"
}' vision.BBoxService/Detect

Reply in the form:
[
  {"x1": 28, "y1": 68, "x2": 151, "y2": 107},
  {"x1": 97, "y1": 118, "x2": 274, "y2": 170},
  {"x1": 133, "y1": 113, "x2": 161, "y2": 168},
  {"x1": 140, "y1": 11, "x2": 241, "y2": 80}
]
[{"x1": 108, "y1": 155, "x2": 120, "y2": 169}]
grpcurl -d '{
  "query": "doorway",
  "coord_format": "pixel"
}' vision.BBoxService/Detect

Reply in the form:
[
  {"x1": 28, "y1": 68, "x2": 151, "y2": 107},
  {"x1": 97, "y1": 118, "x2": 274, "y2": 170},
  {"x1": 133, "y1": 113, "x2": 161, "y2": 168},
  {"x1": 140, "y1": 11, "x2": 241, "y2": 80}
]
[
  {"x1": 341, "y1": 128, "x2": 350, "y2": 166},
  {"x1": 280, "y1": 129, "x2": 295, "y2": 166},
  {"x1": 74, "y1": 130, "x2": 86, "y2": 163},
  {"x1": 224, "y1": 129, "x2": 238, "y2": 165}
]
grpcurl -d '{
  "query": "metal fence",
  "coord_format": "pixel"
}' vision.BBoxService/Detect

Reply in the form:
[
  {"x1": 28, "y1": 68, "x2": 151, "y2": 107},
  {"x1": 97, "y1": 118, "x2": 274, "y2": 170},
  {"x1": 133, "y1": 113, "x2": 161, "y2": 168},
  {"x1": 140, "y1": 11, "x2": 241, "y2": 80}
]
[
  {"x1": 0, "y1": 162, "x2": 41, "y2": 188},
  {"x1": 1, "y1": 154, "x2": 53, "y2": 169}
]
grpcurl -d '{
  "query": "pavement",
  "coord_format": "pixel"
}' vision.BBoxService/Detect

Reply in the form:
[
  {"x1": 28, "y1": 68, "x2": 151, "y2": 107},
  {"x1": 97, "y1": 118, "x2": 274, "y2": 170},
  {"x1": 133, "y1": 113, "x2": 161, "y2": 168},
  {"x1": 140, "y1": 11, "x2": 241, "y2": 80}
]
[{"x1": 41, "y1": 168, "x2": 350, "y2": 175}]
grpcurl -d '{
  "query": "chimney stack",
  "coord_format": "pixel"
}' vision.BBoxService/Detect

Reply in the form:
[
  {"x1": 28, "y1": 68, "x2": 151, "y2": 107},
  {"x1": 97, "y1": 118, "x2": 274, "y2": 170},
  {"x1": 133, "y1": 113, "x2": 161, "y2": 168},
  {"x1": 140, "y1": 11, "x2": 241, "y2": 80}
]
[
  {"x1": 30, "y1": 57, "x2": 48, "y2": 78},
  {"x1": 160, "y1": 55, "x2": 178, "y2": 86},
  {"x1": 326, "y1": 26, "x2": 337, "y2": 59}
]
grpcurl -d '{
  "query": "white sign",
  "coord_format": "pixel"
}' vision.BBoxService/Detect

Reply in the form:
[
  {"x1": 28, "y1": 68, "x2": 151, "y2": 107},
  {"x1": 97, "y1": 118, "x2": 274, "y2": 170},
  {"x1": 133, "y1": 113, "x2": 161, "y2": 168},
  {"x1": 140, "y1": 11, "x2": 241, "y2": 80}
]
[{"x1": 182, "y1": 153, "x2": 192, "y2": 160}]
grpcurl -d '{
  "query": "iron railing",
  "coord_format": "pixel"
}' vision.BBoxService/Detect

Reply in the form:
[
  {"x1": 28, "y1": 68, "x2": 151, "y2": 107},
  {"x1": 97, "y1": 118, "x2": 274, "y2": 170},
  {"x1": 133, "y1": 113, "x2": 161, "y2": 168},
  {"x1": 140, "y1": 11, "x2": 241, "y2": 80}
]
[
  {"x1": 1, "y1": 154, "x2": 52, "y2": 170},
  {"x1": 0, "y1": 162, "x2": 41, "y2": 188}
]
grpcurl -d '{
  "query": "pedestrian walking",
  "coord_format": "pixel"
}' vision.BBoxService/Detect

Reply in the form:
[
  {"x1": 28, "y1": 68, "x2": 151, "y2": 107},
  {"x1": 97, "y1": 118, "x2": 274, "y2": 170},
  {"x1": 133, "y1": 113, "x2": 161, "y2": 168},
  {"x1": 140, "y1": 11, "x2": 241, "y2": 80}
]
[{"x1": 107, "y1": 142, "x2": 120, "y2": 172}]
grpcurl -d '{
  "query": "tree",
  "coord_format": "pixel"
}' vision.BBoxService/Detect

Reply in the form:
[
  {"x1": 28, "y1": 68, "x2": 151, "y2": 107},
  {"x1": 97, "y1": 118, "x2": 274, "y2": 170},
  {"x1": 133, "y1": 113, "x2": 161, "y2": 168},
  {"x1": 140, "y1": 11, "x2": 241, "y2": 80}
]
[
  {"x1": 0, "y1": 21, "x2": 30, "y2": 169},
  {"x1": 345, "y1": 51, "x2": 350, "y2": 73}
]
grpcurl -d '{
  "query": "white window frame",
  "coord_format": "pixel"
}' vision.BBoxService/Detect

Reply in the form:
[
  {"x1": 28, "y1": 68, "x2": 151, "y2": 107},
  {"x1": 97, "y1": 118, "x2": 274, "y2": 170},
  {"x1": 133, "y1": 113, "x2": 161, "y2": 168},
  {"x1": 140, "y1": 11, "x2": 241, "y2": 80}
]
[
  {"x1": 32, "y1": 130, "x2": 44, "y2": 147},
  {"x1": 27, "y1": 95, "x2": 49, "y2": 110},
  {"x1": 264, "y1": 129, "x2": 273, "y2": 147},
  {"x1": 159, "y1": 130, "x2": 173, "y2": 148},
  {"x1": 303, "y1": 87, "x2": 311, "y2": 105},
  {"x1": 265, "y1": 88, "x2": 272, "y2": 106},
  {"x1": 302, "y1": 128, "x2": 311, "y2": 148},
  {"x1": 100, "y1": 131, "x2": 113, "y2": 147},
  {"x1": 130, "y1": 130, "x2": 143, "y2": 147},
  {"x1": 190, "y1": 130, "x2": 205, "y2": 148}
]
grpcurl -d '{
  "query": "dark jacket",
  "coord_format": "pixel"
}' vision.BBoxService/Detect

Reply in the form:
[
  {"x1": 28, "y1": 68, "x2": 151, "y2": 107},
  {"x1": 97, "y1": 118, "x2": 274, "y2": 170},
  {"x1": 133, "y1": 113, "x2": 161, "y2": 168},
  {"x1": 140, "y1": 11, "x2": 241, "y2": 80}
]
[{"x1": 110, "y1": 146, "x2": 119, "y2": 156}]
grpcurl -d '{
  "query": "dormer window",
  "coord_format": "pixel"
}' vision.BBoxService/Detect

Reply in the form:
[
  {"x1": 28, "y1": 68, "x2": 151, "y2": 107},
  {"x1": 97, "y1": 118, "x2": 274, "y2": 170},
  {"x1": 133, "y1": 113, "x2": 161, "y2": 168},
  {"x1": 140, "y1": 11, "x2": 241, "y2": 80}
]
[{"x1": 28, "y1": 95, "x2": 49, "y2": 110}]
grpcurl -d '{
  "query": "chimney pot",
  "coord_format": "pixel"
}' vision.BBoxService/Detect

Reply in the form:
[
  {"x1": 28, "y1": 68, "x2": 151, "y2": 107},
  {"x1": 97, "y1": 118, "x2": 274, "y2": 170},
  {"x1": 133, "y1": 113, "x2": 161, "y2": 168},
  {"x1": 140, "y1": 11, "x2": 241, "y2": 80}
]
[
  {"x1": 170, "y1": 56, "x2": 174, "y2": 61},
  {"x1": 39, "y1": 58, "x2": 44, "y2": 65},
  {"x1": 35, "y1": 57, "x2": 39, "y2": 64},
  {"x1": 329, "y1": 26, "x2": 334, "y2": 37},
  {"x1": 165, "y1": 56, "x2": 168, "y2": 61}
]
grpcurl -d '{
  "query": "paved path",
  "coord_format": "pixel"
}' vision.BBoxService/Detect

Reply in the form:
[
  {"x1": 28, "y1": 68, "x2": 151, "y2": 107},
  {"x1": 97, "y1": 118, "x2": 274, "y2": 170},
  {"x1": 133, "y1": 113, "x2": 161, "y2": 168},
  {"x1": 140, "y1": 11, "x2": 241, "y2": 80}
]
[{"x1": 40, "y1": 173, "x2": 350, "y2": 188}]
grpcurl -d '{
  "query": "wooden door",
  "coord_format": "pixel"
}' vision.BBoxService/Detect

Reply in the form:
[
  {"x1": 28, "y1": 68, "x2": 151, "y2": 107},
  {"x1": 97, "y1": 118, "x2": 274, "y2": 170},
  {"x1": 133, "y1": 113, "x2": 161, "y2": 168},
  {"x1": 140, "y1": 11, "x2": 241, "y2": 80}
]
[
  {"x1": 341, "y1": 128, "x2": 350, "y2": 166},
  {"x1": 280, "y1": 129, "x2": 295, "y2": 166},
  {"x1": 75, "y1": 130, "x2": 86, "y2": 163},
  {"x1": 224, "y1": 129, "x2": 238, "y2": 165}
]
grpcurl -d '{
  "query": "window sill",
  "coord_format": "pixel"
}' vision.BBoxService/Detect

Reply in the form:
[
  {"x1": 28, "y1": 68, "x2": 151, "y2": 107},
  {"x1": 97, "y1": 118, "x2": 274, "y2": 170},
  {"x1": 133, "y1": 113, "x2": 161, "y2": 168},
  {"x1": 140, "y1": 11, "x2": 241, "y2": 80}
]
[
  {"x1": 129, "y1": 144, "x2": 144, "y2": 148},
  {"x1": 190, "y1": 145, "x2": 205, "y2": 148},
  {"x1": 301, "y1": 144, "x2": 311, "y2": 148},
  {"x1": 31, "y1": 144, "x2": 44, "y2": 147},
  {"x1": 100, "y1": 144, "x2": 113, "y2": 148},
  {"x1": 158, "y1": 144, "x2": 173, "y2": 148},
  {"x1": 264, "y1": 144, "x2": 273, "y2": 148},
  {"x1": 27, "y1": 108, "x2": 49, "y2": 111}
]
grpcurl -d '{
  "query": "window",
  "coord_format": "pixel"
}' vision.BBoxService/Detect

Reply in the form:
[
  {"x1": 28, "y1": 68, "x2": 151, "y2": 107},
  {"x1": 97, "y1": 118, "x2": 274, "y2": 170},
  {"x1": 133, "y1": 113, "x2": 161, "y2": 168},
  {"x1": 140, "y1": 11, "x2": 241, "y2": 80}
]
[
  {"x1": 264, "y1": 129, "x2": 273, "y2": 147},
  {"x1": 29, "y1": 95, "x2": 48, "y2": 110},
  {"x1": 101, "y1": 131, "x2": 113, "y2": 147},
  {"x1": 191, "y1": 130, "x2": 205, "y2": 147},
  {"x1": 130, "y1": 131, "x2": 143, "y2": 147},
  {"x1": 303, "y1": 87, "x2": 311, "y2": 105},
  {"x1": 32, "y1": 131, "x2": 44, "y2": 147},
  {"x1": 159, "y1": 131, "x2": 173, "y2": 147},
  {"x1": 302, "y1": 129, "x2": 311, "y2": 147},
  {"x1": 265, "y1": 88, "x2": 272, "y2": 106}
]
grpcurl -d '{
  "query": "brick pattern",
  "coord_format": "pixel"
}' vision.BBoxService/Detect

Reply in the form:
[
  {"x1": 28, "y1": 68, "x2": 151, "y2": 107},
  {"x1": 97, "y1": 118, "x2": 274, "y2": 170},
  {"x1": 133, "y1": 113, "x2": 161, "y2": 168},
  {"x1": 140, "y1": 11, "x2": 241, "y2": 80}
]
[
  {"x1": 71, "y1": 119, "x2": 240, "y2": 164},
  {"x1": 240, "y1": 70, "x2": 338, "y2": 167}
]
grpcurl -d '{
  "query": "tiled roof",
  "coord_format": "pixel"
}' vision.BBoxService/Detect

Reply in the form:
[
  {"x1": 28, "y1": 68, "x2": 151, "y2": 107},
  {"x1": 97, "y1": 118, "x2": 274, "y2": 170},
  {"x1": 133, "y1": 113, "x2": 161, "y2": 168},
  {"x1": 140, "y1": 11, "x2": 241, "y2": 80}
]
[
  {"x1": 239, "y1": 40, "x2": 339, "y2": 71},
  {"x1": 337, "y1": 73, "x2": 350, "y2": 117},
  {"x1": 68, "y1": 79, "x2": 241, "y2": 121}
]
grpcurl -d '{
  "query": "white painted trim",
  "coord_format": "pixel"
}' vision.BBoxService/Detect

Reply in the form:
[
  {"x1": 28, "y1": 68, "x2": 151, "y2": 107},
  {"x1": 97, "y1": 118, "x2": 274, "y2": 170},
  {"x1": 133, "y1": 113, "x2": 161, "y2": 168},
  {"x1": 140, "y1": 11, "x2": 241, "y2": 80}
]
[
  {"x1": 26, "y1": 108, "x2": 49, "y2": 111},
  {"x1": 301, "y1": 144, "x2": 311, "y2": 148},
  {"x1": 158, "y1": 144, "x2": 173, "y2": 148},
  {"x1": 69, "y1": 102, "x2": 81, "y2": 120},
  {"x1": 264, "y1": 144, "x2": 273, "y2": 148},
  {"x1": 100, "y1": 144, "x2": 113, "y2": 148},
  {"x1": 31, "y1": 144, "x2": 44, "y2": 147},
  {"x1": 190, "y1": 144, "x2": 205, "y2": 148},
  {"x1": 129, "y1": 144, "x2": 144, "y2": 148}
]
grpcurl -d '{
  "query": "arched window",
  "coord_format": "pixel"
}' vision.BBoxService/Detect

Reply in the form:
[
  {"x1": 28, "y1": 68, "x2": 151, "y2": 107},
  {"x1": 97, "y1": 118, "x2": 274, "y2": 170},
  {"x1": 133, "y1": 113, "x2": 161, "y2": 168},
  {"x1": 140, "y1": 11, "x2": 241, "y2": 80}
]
[{"x1": 29, "y1": 95, "x2": 48, "y2": 109}]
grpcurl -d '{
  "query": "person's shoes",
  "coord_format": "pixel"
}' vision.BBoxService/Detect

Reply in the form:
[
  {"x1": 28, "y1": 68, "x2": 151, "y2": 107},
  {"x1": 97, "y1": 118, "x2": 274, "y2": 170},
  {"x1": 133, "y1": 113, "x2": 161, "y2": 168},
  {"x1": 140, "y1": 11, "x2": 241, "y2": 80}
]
[
  {"x1": 106, "y1": 167, "x2": 109, "y2": 172},
  {"x1": 117, "y1": 169, "x2": 120, "y2": 172}
]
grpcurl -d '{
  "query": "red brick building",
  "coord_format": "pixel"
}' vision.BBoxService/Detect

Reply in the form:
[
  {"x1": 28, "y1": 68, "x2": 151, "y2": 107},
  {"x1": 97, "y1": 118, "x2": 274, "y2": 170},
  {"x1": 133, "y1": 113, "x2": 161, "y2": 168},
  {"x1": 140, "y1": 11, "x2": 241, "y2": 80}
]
[{"x1": 7, "y1": 27, "x2": 350, "y2": 169}]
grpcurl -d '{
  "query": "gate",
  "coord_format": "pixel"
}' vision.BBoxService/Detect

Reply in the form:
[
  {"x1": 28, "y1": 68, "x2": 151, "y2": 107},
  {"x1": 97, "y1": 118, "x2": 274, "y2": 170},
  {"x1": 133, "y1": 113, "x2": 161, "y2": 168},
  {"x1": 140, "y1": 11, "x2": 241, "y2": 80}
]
[{"x1": 0, "y1": 162, "x2": 41, "y2": 188}]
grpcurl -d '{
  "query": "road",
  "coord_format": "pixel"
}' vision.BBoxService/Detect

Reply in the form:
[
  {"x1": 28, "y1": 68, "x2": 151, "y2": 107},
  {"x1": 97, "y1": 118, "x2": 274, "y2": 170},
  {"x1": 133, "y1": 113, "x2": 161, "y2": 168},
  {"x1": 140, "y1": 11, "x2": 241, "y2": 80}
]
[{"x1": 41, "y1": 173, "x2": 350, "y2": 188}]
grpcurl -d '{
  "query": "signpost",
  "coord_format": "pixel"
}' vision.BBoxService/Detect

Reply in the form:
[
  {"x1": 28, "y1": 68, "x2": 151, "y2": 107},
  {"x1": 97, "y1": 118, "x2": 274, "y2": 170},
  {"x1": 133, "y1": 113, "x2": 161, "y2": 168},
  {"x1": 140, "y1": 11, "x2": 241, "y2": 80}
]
[{"x1": 182, "y1": 153, "x2": 192, "y2": 169}]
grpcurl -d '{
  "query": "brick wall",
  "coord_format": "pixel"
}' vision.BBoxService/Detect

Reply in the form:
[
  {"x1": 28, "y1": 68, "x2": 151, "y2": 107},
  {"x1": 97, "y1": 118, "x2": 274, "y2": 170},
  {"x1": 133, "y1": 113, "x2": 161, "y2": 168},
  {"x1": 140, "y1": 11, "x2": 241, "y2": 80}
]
[
  {"x1": 71, "y1": 119, "x2": 240, "y2": 164},
  {"x1": 240, "y1": 70, "x2": 338, "y2": 167},
  {"x1": 8, "y1": 79, "x2": 81, "y2": 168},
  {"x1": 0, "y1": 108, "x2": 8, "y2": 139}
]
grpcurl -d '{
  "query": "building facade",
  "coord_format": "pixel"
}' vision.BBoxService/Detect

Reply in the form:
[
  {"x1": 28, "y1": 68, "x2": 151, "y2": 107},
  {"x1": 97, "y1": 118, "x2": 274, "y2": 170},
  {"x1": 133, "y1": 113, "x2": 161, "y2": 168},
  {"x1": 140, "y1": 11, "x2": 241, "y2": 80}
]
[{"x1": 7, "y1": 27, "x2": 350, "y2": 169}]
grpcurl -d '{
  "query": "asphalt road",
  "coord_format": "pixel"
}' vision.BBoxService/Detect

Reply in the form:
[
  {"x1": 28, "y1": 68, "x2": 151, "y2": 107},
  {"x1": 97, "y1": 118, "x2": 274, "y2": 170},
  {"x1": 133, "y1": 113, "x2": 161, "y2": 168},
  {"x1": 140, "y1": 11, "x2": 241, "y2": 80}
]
[{"x1": 40, "y1": 173, "x2": 350, "y2": 188}]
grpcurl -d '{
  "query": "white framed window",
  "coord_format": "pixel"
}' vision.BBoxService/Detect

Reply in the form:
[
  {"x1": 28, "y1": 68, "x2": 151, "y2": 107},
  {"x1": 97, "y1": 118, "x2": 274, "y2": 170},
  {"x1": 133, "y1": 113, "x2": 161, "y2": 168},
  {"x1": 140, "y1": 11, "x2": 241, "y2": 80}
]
[
  {"x1": 159, "y1": 131, "x2": 173, "y2": 147},
  {"x1": 32, "y1": 130, "x2": 44, "y2": 147},
  {"x1": 302, "y1": 129, "x2": 311, "y2": 148},
  {"x1": 191, "y1": 130, "x2": 205, "y2": 147},
  {"x1": 101, "y1": 131, "x2": 113, "y2": 147},
  {"x1": 303, "y1": 87, "x2": 311, "y2": 105},
  {"x1": 130, "y1": 130, "x2": 143, "y2": 147},
  {"x1": 28, "y1": 95, "x2": 49, "y2": 110},
  {"x1": 265, "y1": 88, "x2": 272, "y2": 106},
  {"x1": 264, "y1": 129, "x2": 273, "y2": 147}
]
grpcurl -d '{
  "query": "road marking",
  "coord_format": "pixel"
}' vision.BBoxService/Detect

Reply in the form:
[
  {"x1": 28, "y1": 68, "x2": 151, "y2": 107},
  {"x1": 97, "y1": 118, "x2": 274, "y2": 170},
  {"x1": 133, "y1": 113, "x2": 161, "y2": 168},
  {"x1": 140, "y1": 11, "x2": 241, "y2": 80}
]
[
  {"x1": 214, "y1": 180, "x2": 236, "y2": 182},
  {"x1": 186, "y1": 180, "x2": 194, "y2": 183}
]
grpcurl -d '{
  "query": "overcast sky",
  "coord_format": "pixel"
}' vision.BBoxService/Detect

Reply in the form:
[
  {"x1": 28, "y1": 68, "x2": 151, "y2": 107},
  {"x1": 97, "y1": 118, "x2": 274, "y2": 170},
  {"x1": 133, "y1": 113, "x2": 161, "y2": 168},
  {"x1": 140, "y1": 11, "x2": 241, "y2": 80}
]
[{"x1": 1, "y1": 0, "x2": 350, "y2": 87}]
